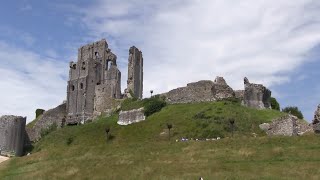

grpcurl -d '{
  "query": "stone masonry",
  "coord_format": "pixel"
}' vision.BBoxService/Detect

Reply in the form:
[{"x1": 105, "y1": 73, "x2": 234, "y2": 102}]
[
  {"x1": 0, "y1": 115, "x2": 26, "y2": 156},
  {"x1": 26, "y1": 103, "x2": 66, "y2": 142},
  {"x1": 312, "y1": 104, "x2": 320, "y2": 133},
  {"x1": 67, "y1": 39, "x2": 143, "y2": 125},
  {"x1": 259, "y1": 114, "x2": 312, "y2": 136},
  {"x1": 163, "y1": 76, "x2": 235, "y2": 104},
  {"x1": 126, "y1": 46, "x2": 143, "y2": 99},
  {"x1": 118, "y1": 108, "x2": 146, "y2": 125},
  {"x1": 243, "y1": 77, "x2": 271, "y2": 109}
]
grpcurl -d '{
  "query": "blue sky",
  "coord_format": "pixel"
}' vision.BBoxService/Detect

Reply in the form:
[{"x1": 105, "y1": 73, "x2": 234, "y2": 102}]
[{"x1": 0, "y1": 0, "x2": 319, "y2": 122}]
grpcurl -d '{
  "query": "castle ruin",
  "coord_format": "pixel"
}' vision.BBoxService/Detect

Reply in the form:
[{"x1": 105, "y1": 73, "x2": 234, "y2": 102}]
[{"x1": 66, "y1": 39, "x2": 143, "y2": 125}]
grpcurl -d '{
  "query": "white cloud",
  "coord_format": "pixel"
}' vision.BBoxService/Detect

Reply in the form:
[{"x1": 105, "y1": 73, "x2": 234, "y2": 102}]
[
  {"x1": 0, "y1": 41, "x2": 68, "y2": 122},
  {"x1": 72, "y1": 0, "x2": 320, "y2": 97}
]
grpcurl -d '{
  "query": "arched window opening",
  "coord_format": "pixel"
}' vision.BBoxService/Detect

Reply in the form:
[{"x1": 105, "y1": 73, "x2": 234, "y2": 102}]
[
  {"x1": 71, "y1": 85, "x2": 75, "y2": 91},
  {"x1": 80, "y1": 83, "x2": 84, "y2": 89}
]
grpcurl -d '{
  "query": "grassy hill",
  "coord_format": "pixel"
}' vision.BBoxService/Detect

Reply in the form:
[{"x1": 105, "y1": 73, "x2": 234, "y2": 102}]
[{"x1": 1, "y1": 101, "x2": 319, "y2": 179}]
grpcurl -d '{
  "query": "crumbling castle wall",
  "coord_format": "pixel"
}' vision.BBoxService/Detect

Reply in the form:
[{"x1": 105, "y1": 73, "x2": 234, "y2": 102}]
[
  {"x1": 26, "y1": 103, "x2": 66, "y2": 142},
  {"x1": 163, "y1": 77, "x2": 234, "y2": 104},
  {"x1": 243, "y1": 77, "x2": 271, "y2": 109},
  {"x1": 212, "y1": 76, "x2": 235, "y2": 100},
  {"x1": 259, "y1": 115, "x2": 312, "y2": 136},
  {"x1": 0, "y1": 115, "x2": 26, "y2": 156},
  {"x1": 312, "y1": 104, "x2": 320, "y2": 133},
  {"x1": 127, "y1": 46, "x2": 143, "y2": 99}
]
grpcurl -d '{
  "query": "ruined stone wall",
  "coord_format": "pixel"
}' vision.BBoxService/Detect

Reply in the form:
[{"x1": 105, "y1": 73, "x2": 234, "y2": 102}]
[
  {"x1": 163, "y1": 80, "x2": 216, "y2": 104},
  {"x1": 259, "y1": 115, "x2": 312, "y2": 136},
  {"x1": 212, "y1": 76, "x2": 235, "y2": 100},
  {"x1": 118, "y1": 108, "x2": 145, "y2": 125},
  {"x1": 66, "y1": 39, "x2": 122, "y2": 125},
  {"x1": 163, "y1": 77, "x2": 235, "y2": 104},
  {"x1": 127, "y1": 46, "x2": 143, "y2": 99},
  {"x1": 243, "y1": 77, "x2": 271, "y2": 109},
  {"x1": 0, "y1": 115, "x2": 26, "y2": 156},
  {"x1": 312, "y1": 105, "x2": 320, "y2": 133},
  {"x1": 26, "y1": 103, "x2": 66, "y2": 142}
]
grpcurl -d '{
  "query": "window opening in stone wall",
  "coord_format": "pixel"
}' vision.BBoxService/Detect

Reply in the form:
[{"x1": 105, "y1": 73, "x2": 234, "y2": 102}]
[
  {"x1": 95, "y1": 52, "x2": 99, "y2": 59},
  {"x1": 71, "y1": 85, "x2": 75, "y2": 91},
  {"x1": 106, "y1": 60, "x2": 112, "y2": 70},
  {"x1": 80, "y1": 83, "x2": 84, "y2": 89},
  {"x1": 82, "y1": 62, "x2": 86, "y2": 70}
]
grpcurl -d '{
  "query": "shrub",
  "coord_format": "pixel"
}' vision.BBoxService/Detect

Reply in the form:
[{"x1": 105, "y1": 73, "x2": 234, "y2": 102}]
[
  {"x1": 282, "y1": 106, "x2": 304, "y2": 119},
  {"x1": 144, "y1": 97, "x2": 167, "y2": 117},
  {"x1": 35, "y1": 109, "x2": 45, "y2": 118},
  {"x1": 270, "y1": 97, "x2": 280, "y2": 111}
]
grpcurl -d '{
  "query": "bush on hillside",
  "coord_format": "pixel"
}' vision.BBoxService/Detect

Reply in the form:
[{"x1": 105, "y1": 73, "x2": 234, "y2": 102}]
[
  {"x1": 282, "y1": 106, "x2": 304, "y2": 119},
  {"x1": 144, "y1": 96, "x2": 167, "y2": 117},
  {"x1": 36, "y1": 109, "x2": 45, "y2": 118},
  {"x1": 270, "y1": 97, "x2": 280, "y2": 111}
]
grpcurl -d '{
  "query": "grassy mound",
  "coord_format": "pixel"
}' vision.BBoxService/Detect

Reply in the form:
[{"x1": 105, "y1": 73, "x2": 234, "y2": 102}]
[{"x1": 1, "y1": 101, "x2": 319, "y2": 179}]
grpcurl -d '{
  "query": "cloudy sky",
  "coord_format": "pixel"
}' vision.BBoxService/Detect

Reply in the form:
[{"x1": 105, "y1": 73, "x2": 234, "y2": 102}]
[{"x1": 0, "y1": 0, "x2": 319, "y2": 122}]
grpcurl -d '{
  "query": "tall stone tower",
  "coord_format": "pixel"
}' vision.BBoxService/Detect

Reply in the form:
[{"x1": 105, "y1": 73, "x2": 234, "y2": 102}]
[
  {"x1": 127, "y1": 46, "x2": 143, "y2": 99},
  {"x1": 66, "y1": 39, "x2": 121, "y2": 124}
]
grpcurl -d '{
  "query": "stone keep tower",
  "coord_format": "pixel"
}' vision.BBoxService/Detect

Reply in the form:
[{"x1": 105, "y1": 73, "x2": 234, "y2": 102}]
[
  {"x1": 67, "y1": 39, "x2": 121, "y2": 124},
  {"x1": 127, "y1": 46, "x2": 143, "y2": 99}
]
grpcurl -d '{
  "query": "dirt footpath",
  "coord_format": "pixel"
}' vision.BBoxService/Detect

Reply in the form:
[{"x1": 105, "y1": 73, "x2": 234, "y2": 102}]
[{"x1": 0, "y1": 156, "x2": 9, "y2": 164}]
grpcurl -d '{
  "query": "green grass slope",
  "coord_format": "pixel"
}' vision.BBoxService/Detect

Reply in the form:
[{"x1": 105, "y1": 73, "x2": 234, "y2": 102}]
[{"x1": 1, "y1": 101, "x2": 319, "y2": 179}]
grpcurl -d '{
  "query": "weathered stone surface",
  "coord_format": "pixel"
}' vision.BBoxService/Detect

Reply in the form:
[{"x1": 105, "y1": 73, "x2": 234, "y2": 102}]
[
  {"x1": 312, "y1": 104, "x2": 320, "y2": 133},
  {"x1": 259, "y1": 115, "x2": 312, "y2": 136},
  {"x1": 243, "y1": 77, "x2": 271, "y2": 109},
  {"x1": 235, "y1": 90, "x2": 244, "y2": 100},
  {"x1": 0, "y1": 115, "x2": 26, "y2": 156},
  {"x1": 212, "y1": 76, "x2": 235, "y2": 100},
  {"x1": 66, "y1": 39, "x2": 123, "y2": 125},
  {"x1": 26, "y1": 103, "x2": 66, "y2": 142},
  {"x1": 163, "y1": 80, "x2": 216, "y2": 104},
  {"x1": 162, "y1": 77, "x2": 235, "y2": 104},
  {"x1": 127, "y1": 46, "x2": 143, "y2": 99},
  {"x1": 66, "y1": 39, "x2": 143, "y2": 124},
  {"x1": 118, "y1": 108, "x2": 145, "y2": 125}
]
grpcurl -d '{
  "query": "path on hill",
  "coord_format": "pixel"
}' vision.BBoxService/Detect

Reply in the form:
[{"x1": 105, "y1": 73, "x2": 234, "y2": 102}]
[{"x1": 0, "y1": 156, "x2": 9, "y2": 164}]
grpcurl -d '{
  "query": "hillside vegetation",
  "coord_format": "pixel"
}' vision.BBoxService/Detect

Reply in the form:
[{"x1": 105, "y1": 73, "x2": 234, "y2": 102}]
[{"x1": 1, "y1": 101, "x2": 319, "y2": 179}]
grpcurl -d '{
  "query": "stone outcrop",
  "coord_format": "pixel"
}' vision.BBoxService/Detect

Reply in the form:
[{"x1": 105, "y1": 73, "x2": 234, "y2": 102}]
[
  {"x1": 259, "y1": 115, "x2": 312, "y2": 136},
  {"x1": 66, "y1": 39, "x2": 143, "y2": 125},
  {"x1": 163, "y1": 77, "x2": 235, "y2": 104},
  {"x1": 243, "y1": 77, "x2": 271, "y2": 109},
  {"x1": 126, "y1": 46, "x2": 143, "y2": 99},
  {"x1": 118, "y1": 108, "x2": 145, "y2": 125},
  {"x1": 26, "y1": 103, "x2": 66, "y2": 142},
  {"x1": 0, "y1": 115, "x2": 26, "y2": 156},
  {"x1": 312, "y1": 105, "x2": 320, "y2": 133}
]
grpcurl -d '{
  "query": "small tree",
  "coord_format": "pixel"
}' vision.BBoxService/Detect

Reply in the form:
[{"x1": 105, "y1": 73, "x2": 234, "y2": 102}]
[
  {"x1": 282, "y1": 106, "x2": 304, "y2": 119},
  {"x1": 270, "y1": 97, "x2": 280, "y2": 111},
  {"x1": 229, "y1": 118, "x2": 235, "y2": 137},
  {"x1": 167, "y1": 123, "x2": 173, "y2": 140},
  {"x1": 105, "y1": 127, "x2": 110, "y2": 142}
]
